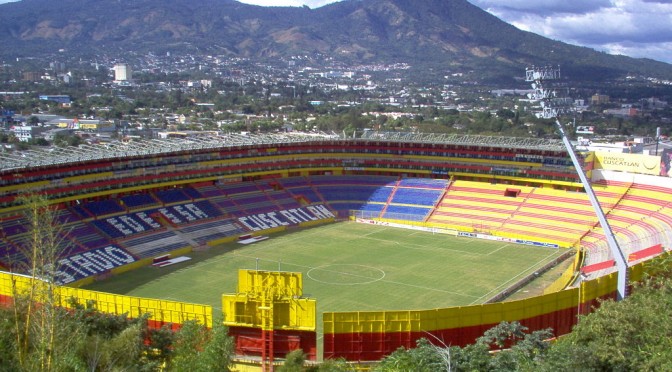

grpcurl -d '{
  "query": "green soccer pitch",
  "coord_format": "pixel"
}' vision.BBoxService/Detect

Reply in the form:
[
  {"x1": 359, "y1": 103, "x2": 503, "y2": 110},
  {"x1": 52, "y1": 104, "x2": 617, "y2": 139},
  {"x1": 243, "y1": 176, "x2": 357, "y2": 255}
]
[{"x1": 85, "y1": 222, "x2": 568, "y2": 314}]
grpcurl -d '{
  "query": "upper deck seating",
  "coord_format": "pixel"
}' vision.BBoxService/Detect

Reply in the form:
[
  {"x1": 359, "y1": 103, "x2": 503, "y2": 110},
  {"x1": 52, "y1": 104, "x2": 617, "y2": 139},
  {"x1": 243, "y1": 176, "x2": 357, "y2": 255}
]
[
  {"x1": 121, "y1": 193, "x2": 159, "y2": 209},
  {"x1": 53, "y1": 205, "x2": 81, "y2": 225},
  {"x1": 195, "y1": 185, "x2": 227, "y2": 199},
  {"x1": 182, "y1": 187, "x2": 203, "y2": 200},
  {"x1": 0, "y1": 215, "x2": 29, "y2": 237},
  {"x1": 276, "y1": 177, "x2": 311, "y2": 188},
  {"x1": 219, "y1": 182, "x2": 261, "y2": 195},
  {"x1": 83, "y1": 199, "x2": 125, "y2": 217},
  {"x1": 285, "y1": 186, "x2": 322, "y2": 204},
  {"x1": 1, "y1": 232, "x2": 31, "y2": 264},
  {"x1": 70, "y1": 204, "x2": 94, "y2": 219},
  {"x1": 309, "y1": 175, "x2": 397, "y2": 187},
  {"x1": 154, "y1": 188, "x2": 191, "y2": 204}
]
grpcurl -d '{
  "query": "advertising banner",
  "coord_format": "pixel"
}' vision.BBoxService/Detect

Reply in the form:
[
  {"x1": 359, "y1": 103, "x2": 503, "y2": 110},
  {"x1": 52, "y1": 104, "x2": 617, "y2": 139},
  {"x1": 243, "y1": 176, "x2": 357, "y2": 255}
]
[{"x1": 593, "y1": 151, "x2": 661, "y2": 176}]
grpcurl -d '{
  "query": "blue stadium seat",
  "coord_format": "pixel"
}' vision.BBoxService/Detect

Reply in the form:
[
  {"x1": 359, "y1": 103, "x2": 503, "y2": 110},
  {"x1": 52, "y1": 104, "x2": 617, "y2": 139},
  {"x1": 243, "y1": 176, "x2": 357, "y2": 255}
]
[
  {"x1": 154, "y1": 189, "x2": 190, "y2": 204},
  {"x1": 121, "y1": 193, "x2": 158, "y2": 208},
  {"x1": 83, "y1": 200, "x2": 125, "y2": 217}
]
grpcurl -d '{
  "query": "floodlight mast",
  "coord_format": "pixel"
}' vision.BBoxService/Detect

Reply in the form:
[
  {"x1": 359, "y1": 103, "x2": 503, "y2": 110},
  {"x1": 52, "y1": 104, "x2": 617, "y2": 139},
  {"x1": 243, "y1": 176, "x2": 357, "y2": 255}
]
[{"x1": 525, "y1": 66, "x2": 629, "y2": 300}]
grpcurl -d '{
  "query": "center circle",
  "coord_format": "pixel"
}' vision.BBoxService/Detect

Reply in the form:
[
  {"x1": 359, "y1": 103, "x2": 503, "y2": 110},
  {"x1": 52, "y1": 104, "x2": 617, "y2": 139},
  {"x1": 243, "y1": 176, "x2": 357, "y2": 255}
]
[{"x1": 307, "y1": 264, "x2": 386, "y2": 285}]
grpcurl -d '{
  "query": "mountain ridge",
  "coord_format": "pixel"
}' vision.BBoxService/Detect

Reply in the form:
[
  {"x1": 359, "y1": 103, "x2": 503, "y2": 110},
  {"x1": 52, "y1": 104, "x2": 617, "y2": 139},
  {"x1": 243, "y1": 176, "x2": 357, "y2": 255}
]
[{"x1": 1, "y1": 0, "x2": 671, "y2": 82}]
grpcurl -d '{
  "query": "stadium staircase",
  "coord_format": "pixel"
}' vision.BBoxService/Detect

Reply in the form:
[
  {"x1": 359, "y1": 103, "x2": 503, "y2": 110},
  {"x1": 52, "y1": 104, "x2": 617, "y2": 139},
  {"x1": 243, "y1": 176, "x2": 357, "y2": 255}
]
[
  {"x1": 378, "y1": 178, "x2": 401, "y2": 217},
  {"x1": 423, "y1": 180, "x2": 453, "y2": 223}
]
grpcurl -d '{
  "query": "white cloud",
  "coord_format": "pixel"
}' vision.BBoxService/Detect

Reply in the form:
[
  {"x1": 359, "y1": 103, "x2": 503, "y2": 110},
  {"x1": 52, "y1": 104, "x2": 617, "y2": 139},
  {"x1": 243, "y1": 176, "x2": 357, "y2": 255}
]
[
  {"x1": 472, "y1": 0, "x2": 612, "y2": 15},
  {"x1": 468, "y1": 0, "x2": 672, "y2": 63},
  {"x1": 236, "y1": 0, "x2": 341, "y2": 7}
]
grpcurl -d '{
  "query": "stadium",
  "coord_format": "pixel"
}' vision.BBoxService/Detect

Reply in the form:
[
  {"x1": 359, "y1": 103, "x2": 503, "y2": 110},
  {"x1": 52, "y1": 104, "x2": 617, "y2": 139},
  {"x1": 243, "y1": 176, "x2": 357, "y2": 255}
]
[{"x1": 0, "y1": 131, "x2": 670, "y2": 366}]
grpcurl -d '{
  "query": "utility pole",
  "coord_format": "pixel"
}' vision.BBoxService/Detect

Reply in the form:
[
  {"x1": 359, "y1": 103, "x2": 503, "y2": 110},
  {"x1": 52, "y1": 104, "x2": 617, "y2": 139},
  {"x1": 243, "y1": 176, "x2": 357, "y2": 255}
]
[{"x1": 525, "y1": 66, "x2": 629, "y2": 300}]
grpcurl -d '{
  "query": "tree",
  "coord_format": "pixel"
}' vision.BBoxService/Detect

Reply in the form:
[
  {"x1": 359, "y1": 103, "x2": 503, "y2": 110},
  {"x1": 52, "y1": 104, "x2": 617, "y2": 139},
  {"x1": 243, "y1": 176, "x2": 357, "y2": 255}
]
[
  {"x1": 170, "y1": 319, "x2": 234, "y2": 372},
  {"x1": 277, "y1": 349, "x2": 306, "y2": 372},
  {"x1": 1, "y1": 195, "x2": 207, "y2": 371},
  {"x1": 537, "y1": 256, "x2": 672, "y2": 371},
  {"x1": 376, "y1": 322, "x2": 552, "y2": 372},
  {"x1": 309, "y1": 357, "x2": 354, "y2": 372},
  {"x1": 9, "y1": 194, "x2": 71, "y2": 371},
  {"x1": 376, "y1": 255, "x2": 672, "y2": 372},
  {"x1": 375, "y1": 338, "x2": 449, "y2": 372}
]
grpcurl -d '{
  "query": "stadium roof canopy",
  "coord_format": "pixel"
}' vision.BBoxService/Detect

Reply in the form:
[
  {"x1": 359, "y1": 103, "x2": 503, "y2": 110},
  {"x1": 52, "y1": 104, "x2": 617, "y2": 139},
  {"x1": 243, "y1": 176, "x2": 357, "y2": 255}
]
[
  {"x1": 0, "y1": 132, "x2": 565, "y2": 172},
  {"x1": 360, "y1": 131, "x2": 565, "y2": 150}
]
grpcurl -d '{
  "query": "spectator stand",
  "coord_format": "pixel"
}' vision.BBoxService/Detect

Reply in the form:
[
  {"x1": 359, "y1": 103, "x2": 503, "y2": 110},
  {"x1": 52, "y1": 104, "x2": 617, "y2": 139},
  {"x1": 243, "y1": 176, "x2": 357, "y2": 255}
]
[
  {"x1": 153, "y1": 188, "x2": 191, "y2": 205},
  {"x1": 120, "y1": 193, "x2": 160, "y2": 210}
]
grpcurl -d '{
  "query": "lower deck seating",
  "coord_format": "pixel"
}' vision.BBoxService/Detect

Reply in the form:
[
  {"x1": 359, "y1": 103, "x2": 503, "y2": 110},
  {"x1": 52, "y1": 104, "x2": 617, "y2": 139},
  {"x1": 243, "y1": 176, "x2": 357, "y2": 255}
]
[
  {"x1": 120, "y1": 230, "x2": 187, "y2": 259},
  {"x1": 63, "y1": 222, "x2": 114, "y2": 252},
  {"x1": 383, "y1": 205, "x2": 431, "y2": 221},
  {"x1": 425, "y1": 180, "x2": 642, "y2": 248},
  {"x1": 178, "y1": 219, "x2": 247, "y2": 245}
]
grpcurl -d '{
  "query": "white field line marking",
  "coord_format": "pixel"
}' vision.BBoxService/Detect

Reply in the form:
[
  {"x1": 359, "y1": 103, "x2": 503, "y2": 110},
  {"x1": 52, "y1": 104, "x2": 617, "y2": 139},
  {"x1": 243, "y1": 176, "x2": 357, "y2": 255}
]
[
  {"x1": 469, "y1": 250, "x2": 561, "y2": 305},
  {"x1": 487, "y1": 244, "x2": 511, "y2": 256},
  {"x1": 232, "y1": 252, "x2": 480, "y2": 299}
]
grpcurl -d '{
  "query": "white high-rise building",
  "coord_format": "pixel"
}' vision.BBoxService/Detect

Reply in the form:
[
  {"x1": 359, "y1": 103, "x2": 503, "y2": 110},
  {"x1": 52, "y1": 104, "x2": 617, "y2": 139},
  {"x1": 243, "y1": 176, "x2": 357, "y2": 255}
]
[{"x1": 113, "y1": 63, "x2": 132, "y2": 82}]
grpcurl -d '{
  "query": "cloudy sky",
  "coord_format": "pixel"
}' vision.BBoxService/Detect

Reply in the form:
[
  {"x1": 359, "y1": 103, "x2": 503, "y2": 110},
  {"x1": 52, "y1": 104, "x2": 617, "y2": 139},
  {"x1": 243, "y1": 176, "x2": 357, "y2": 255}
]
[
  {"x1": 235, "y1": 0, "x2": 672, "y2": 64},
  {"x1": 1, "y1": 0, "x2": 670, "y2": 64}
]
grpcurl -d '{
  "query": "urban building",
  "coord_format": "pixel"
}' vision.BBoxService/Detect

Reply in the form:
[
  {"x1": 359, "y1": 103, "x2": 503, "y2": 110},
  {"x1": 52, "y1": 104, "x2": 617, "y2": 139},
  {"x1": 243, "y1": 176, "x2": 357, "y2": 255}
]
[{"x1": 113, "y1": 63, "x2": 133, "y2": 82}]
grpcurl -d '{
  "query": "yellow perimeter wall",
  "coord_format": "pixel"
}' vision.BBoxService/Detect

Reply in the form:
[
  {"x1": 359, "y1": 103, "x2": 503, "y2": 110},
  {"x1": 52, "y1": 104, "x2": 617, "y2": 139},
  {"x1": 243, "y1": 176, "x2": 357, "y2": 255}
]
[
  {"x1": 0, "y1": 271, "x2": 212, "y2": 328},
  {"x1": 0, "y1": 252, "x2": 667, "y2": 362},
  {"x1": 322, "y1": 254, "x2": 659, "y2": 361},
  {"x1": 324, "y1": 256, "x2": 649, "y2": 335}
]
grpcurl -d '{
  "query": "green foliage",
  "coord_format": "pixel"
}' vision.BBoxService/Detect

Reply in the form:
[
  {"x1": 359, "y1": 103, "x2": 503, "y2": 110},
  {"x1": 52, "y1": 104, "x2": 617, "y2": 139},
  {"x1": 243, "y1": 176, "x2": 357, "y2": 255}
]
[
  {"x1": 278, "y1": 349, "x2": 307, "y2": 372},
  {"x1": 309, "y1": 357, "x2": 354, "y2": 372},
  {"x1": 195, "y1": 321, "x2": 234, "y2": 371},
  {"x1": 53, "y1": 132, "x2": 83, "y2": 148},
  {"x1": 537, "y1": 260, "x2": 672, "y2": 371},
  {"x1": 376, "y1": 256, "x2": 672, "y2": 371},
  {"x1": 2, "y1": 195, "x2": 233, "y2": 371},
  {"x1": 375, "y1": 338, "x2": 448, "y2": 372},
  {"x1": 170, "y1": 320, "x2": 234, "y2": 372},
  {"x1": 0, "y1": 298, "x2": 237, "y2": 371},
  {"x1": 376, "y1": 322, "x2": 553, "y2": 372}
]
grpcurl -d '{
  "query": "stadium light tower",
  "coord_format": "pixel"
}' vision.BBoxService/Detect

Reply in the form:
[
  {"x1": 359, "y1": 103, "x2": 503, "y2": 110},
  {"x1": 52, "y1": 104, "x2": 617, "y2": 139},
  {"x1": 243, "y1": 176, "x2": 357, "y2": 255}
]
[{"x1": 525, "y1": 66, "x2": 629, "y2": 300}]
